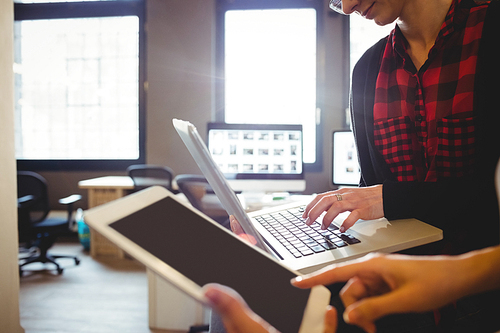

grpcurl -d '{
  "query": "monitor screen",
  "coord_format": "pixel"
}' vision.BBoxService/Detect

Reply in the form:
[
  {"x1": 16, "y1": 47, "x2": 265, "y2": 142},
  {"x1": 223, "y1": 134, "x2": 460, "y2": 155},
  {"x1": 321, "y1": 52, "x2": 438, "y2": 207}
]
[
  {"x1": 207, "y1": 123, "x2": 305, "y2": 193},
  {"x1": 332, "y1": 130, "x2": 361, "y2": 186}
]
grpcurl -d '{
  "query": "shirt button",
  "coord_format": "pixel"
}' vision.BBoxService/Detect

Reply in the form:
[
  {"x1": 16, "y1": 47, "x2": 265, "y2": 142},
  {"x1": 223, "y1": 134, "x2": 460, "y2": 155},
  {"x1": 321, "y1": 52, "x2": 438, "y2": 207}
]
[{"x1": 415, "y1": 114, "x2": 423, "y2": 121}]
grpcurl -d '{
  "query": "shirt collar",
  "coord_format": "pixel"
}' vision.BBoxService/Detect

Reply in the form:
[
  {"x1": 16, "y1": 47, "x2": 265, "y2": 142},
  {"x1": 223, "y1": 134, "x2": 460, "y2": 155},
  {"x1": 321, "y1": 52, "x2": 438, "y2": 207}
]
[{"x1": 390, "y1": 0, "x2": 466, "y2": 59}]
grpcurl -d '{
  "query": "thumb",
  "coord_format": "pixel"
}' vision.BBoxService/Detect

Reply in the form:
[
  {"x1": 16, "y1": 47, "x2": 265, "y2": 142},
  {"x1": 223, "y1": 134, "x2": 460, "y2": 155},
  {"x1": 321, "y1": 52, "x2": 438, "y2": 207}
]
[
  {"x1": 229, "y1": 215, "x2": 245, "y2": 235},
  {"x1": 229, "y1": 215, "x2": 258, "y2": 245},
  {"x1": 324, "y1": 306, "x2": 338, "y2": 333},
  {"x1": 203, "y1": 284, "x2": 279, "y2": 333},
  {"x1": 343, "y1": 300, "x2": 377, "y2": 333},
  {"x1": 344, "y1": 292, "x2": 407, "y2": 333},
  {"x1": 204, "y1": 283, "x2": 246, "y2": 315}
]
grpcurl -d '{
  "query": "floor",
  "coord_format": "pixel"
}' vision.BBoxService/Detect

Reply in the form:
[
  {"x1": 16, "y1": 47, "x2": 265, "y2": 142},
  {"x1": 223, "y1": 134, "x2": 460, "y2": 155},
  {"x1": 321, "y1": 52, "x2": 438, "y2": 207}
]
[{"x1": 18, "y1": 238, "x2": 170, "y2": 333}]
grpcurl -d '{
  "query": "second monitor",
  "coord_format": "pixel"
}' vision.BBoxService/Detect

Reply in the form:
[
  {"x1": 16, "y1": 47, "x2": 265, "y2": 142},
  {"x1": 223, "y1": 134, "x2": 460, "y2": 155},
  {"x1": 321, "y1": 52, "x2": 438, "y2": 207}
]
[
  {"x1": 207, "y1": 123, "x2": 306, "y2": 193},
  {"x1": 332, "y1": 130, "x2": 361, "y2": 187}
]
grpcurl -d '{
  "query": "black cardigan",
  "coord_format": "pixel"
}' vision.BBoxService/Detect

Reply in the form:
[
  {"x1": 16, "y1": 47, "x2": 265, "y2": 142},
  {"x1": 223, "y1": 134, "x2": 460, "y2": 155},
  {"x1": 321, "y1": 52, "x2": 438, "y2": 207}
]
[{"x1": 350, "y1": 0, "x2": 500, "y2": 254}]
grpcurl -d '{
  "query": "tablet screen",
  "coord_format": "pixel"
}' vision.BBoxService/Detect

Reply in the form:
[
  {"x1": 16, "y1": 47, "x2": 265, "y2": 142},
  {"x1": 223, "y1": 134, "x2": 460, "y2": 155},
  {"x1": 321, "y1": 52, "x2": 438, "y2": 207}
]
[{"x1": 109, "y1": 197, "x2": 311, "y2": 332}]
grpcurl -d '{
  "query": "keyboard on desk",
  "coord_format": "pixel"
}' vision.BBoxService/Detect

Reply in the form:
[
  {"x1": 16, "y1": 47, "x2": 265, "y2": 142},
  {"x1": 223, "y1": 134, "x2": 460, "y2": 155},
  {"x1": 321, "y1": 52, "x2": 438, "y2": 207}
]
[{"x1": 254, "y1": 206, "x2": 361, "y2": 258}]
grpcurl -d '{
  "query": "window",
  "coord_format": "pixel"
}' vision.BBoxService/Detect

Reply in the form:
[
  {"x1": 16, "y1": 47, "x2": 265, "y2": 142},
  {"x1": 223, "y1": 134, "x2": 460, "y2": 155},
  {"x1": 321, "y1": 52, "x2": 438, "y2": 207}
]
[
  {"x1": 344, "y1": 15, "x2": 393, "y2": 128},
  {"x1": 216, "y1": 0, "x2": 323, "y2": 170},
  {"x1": 14, "y1": 1, "x2": 145, "y2": 170}
]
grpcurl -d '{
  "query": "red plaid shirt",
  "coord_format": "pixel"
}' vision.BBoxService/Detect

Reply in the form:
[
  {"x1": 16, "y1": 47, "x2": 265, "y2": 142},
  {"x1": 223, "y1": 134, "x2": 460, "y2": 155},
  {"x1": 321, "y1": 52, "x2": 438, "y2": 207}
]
[{"x1": 373, "y1": 0, "x2": 488, "y2": 182}]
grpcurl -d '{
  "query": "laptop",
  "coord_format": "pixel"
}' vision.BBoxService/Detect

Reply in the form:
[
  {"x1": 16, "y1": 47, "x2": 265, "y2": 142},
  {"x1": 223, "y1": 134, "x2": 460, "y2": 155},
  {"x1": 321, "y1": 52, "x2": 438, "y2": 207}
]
[{"x1": 173, "y1": 119, "x2": 443, "y2": 274}]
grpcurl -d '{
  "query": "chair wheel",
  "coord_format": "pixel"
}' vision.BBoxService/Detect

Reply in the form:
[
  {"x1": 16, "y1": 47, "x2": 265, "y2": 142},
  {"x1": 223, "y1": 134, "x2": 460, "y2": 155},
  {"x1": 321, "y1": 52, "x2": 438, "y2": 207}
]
[
  {"x1": 19, "y1": 269, "x2": 23, "y2": 277},
  {"x1": 57, "y1": 268, "x2": 64, "y2": 274},
  {"x1": 75, "y1": 258, "x2": 80, "y2": 265}
]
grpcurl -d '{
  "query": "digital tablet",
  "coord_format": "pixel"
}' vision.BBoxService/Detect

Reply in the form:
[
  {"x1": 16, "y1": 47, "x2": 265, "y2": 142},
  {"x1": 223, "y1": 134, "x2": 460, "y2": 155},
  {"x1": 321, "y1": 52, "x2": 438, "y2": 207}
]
[{"x1": 83, "y1": 186, "x2": 331, "y2": 333}]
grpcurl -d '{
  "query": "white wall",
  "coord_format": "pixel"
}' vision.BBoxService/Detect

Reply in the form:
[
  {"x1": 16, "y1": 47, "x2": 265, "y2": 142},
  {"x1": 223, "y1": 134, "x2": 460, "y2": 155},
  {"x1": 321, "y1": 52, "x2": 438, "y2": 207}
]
[
  {"x1": 146, "y1": 0, "x2": 217, "y2": 174},
  {"x1": 0, "y1": 0, "x2": 25, "y2": 332}
]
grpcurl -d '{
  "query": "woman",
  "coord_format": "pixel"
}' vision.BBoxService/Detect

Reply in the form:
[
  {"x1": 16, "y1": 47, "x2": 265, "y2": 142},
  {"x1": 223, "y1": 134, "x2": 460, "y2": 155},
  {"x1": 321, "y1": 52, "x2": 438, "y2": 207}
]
[{"x1": 303, "y1": 0, "x2": 500, "y2": 255}]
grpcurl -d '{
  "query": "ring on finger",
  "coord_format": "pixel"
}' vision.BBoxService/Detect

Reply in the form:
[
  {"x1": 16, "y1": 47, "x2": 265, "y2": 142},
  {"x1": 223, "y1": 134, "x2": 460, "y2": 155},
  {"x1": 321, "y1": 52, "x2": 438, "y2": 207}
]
[{"x1": 335, "y1": 193, "x2": 343, "y2": 201}]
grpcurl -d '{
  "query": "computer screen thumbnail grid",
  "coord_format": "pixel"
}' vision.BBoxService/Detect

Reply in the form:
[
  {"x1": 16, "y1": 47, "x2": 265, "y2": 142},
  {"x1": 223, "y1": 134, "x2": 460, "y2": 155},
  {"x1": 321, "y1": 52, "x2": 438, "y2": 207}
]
[{"x1": 207, "y1": 123, "x2": 304, "y2": 180}]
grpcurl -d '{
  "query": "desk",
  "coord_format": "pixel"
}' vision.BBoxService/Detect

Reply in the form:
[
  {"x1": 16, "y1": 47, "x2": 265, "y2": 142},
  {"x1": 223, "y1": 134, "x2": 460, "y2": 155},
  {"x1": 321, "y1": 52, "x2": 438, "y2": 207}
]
[
  {"x1": 79, "y1": 176, "x2": 134, "y2": 258},
  {"x1": 79, "y1": 176, "x2": 134, "y2": 207}
]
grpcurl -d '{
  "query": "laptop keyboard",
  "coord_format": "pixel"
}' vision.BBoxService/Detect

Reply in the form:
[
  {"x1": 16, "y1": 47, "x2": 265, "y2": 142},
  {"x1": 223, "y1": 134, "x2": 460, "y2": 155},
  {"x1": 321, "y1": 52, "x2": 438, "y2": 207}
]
[{"x1": 254, "y1": 206, "x2": 361, "y2": 258}]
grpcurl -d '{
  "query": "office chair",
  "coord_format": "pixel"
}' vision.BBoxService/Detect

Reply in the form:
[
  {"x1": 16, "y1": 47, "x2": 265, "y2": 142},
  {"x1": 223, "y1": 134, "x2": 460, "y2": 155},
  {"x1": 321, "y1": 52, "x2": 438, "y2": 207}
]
[
  {"x1": 17, "y1": 171, "x2": 81, "y2": 275},
  {"x1": 126, "y1": 164, "x2": 175, "y2": 192},
  {"x1": 174, "y1": 174, "x2": 230, "y2": 230}
]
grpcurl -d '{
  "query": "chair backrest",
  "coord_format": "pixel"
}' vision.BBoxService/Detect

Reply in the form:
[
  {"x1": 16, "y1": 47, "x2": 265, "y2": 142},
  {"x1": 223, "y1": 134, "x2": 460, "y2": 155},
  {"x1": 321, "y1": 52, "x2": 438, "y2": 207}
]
[
  {"x1": 17, "y1": 171, "x2": 51, "y2": 224},
  {"x1": 127, "y1": 164, "x2": 174, "y2": 191},
  {"x1": 174, "y1": 174, "x2": 214, "y2": 212},
  {"x1": 174, "y1": 174, "x2": 229, "y2": 228}
]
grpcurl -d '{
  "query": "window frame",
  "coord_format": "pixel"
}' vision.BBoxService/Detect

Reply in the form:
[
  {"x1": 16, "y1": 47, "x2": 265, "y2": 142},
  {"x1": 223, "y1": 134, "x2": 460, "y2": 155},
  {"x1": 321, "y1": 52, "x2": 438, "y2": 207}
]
[
  {"x1": 14, "y1": 0, "x2": 146, "y2": 171},
  {"x1": 215, "y1": 0, "x2": 324, "y2": 172}
]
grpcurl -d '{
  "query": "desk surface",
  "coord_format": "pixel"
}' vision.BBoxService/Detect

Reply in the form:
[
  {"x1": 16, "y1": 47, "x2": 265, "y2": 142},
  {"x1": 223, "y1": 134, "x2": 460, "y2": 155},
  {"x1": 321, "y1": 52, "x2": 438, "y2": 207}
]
[
  {"x1": 78, "y1": 176, "x2": 134, "y2": 189},
  {"x1": 238, "y1": 193, "x2": 313, "y2": 212}
]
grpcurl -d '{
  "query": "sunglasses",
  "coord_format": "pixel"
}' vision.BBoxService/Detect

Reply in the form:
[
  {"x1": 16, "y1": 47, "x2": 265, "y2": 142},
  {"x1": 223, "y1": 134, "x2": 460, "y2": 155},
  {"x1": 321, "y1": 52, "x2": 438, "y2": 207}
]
[{"x1": 329, "y1": 0, "x2": 344, "y2": 14}]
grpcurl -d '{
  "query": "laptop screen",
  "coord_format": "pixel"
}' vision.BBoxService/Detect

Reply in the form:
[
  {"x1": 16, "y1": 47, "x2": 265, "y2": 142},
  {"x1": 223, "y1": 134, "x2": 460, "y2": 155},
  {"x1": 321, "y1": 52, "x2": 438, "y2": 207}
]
[{"x1": 332, "y1": 130, "x2": 361, "y2": 186}]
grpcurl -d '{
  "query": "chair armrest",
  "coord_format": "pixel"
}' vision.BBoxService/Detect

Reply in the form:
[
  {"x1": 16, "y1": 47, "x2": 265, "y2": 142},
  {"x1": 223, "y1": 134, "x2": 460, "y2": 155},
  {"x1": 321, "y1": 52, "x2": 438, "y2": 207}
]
[
  {"x1": 17, "y1": 195, "x2": 35, "y2": 208},
  {"x1": 59, "y1": 194, "x2": 82, "y2": 205},
  {"x1": 59, "y1": 194, "x2": 82, "y2": 230}
]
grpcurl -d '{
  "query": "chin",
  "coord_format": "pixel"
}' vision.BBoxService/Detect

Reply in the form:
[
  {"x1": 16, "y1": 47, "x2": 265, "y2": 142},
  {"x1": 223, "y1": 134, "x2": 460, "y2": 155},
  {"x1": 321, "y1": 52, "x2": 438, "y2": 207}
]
[{"x1": 373, "y1": 16, "x2": 397, "y2": 26}]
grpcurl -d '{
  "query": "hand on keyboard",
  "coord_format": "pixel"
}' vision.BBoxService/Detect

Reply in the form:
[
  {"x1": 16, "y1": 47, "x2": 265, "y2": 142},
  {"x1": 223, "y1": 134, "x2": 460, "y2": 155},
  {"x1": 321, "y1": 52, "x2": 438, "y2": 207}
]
[{"x1": 302, "y1": 185, "x2": 384, "y2": 232}]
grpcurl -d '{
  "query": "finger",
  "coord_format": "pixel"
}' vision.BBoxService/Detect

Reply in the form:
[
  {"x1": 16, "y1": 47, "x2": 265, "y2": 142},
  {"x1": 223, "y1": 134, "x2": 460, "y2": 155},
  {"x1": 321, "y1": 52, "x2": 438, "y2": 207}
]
[
  {"x1": 344, "y1": 302, "x2": 377, "y2": 333},
  {"x1": 229, "y1": 216, "x2": 258, "y2": 245},
  {"x1": 339, "y1": 210, "x2": 361, "y2": 232},
  {"x1": 292, "y1": 267, "x2": 348, "y2": 289},
  {"x1": 291, "y1": 254, "x2": 381, "y2": 289},
  {"x1": 203, "y1": 284, "x2": 276, "y2": 333},
  {"x1": 203, "y1": 283, "x2": 246, "y2": 313},
  {"x1": 303, "y1": 193, "x2": 322, "y2": 219},
  {"x1": 229, "y1": 215, "x2": 245, "y2": 235},
  {"x1": 345, "y1": 287, "x2": 416, "y2": 330},
  {"x1": 321, "y1": 200, "x2": 352, "y2": 230},
  {"x1": 339, "y1": 276, "x2": 370, "y2": 308},
  {"x1": 305, "y1": 195, "x2": 339, "y2": 226},
  {"x1": 324, "y1": 305, "x2": 338, "y2": 333},
  {"x1": 203, "y1": 284, "x2": 249, "y2": 333}
]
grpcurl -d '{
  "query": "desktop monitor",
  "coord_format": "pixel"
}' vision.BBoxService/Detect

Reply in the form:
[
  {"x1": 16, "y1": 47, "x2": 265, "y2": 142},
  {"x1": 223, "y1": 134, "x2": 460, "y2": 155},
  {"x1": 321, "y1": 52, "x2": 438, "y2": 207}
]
[
  {"x1": 207, "y1": 123, "x2": 306, "y2": 193},
  {"x1": 332, "y1": 130, "x2": 361, "y2": 186}
]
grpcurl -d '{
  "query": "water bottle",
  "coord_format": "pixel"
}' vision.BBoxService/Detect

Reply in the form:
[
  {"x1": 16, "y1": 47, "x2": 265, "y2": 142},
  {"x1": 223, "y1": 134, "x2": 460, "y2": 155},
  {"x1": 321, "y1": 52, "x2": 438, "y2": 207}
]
[{"x1": 76, "y1": 208, "x2": 90, "y2": 251}]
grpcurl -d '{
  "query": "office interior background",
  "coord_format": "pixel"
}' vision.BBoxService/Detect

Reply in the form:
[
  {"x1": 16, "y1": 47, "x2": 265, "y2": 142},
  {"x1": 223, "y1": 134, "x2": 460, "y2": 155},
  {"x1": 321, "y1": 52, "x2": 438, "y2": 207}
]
[
  {"x1": 13, "y1": 0, "x2": 392, "y2": 209},
  {"x1": 1, "y1": 0, "x2": 392, "y2": 331}
]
